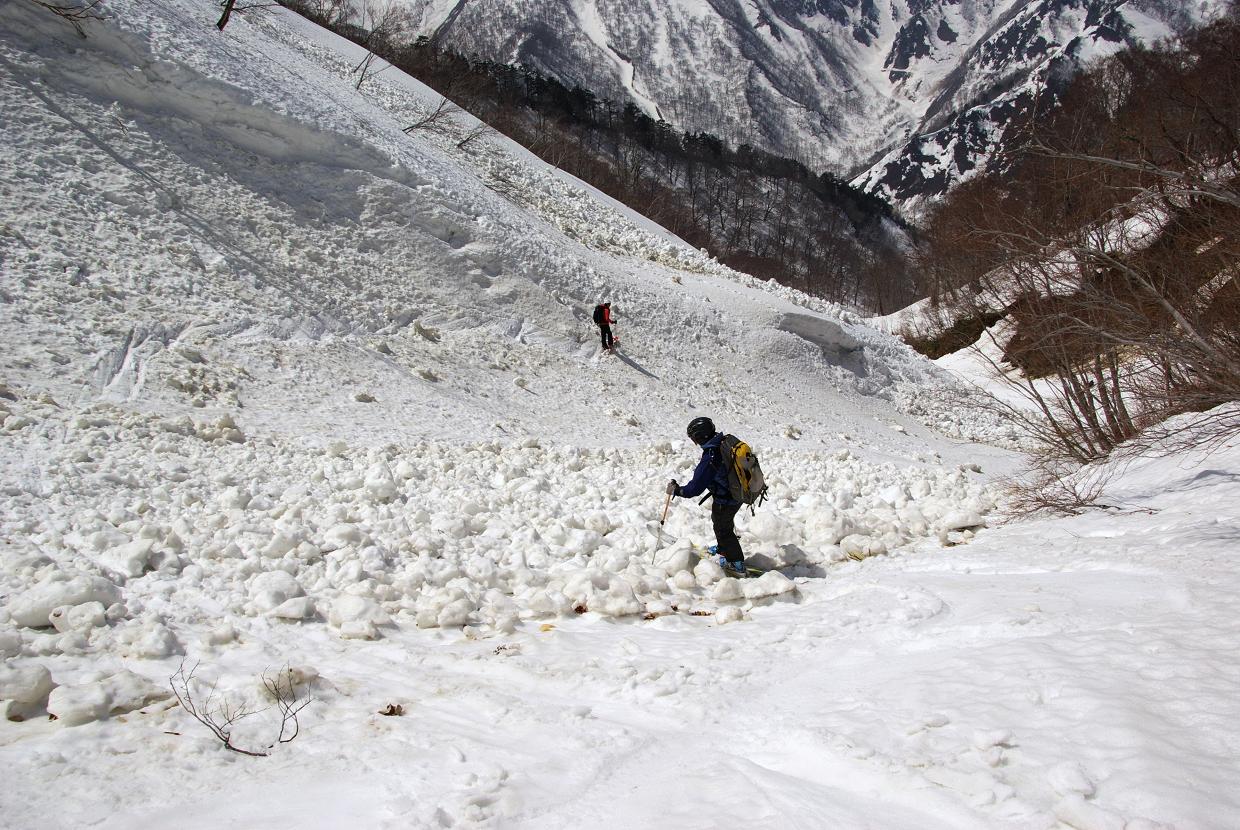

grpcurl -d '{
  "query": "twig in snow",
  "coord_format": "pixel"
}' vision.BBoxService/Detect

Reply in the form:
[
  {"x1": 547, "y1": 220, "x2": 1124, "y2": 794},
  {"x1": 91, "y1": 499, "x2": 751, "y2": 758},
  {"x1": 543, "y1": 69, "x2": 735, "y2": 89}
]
[{"x1": 169, "y1": 661, "x2": 313, "y2": 757}]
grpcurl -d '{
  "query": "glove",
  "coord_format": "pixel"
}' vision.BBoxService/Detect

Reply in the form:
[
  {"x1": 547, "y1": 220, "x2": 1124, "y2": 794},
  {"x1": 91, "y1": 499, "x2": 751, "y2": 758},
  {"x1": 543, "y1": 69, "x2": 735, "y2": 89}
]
[{"x1": 666, "y1": 480, "x2": 678, "y2": 496}]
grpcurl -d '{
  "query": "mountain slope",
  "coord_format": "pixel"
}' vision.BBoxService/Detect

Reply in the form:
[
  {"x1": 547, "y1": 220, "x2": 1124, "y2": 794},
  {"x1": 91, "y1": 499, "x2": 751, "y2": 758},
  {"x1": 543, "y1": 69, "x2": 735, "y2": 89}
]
[
  {"x1": 0, "y1": 0, "x2": 980, "y2": 449},
  {"x1": 398, "y1": 0, "x2": 1226, "y2": 207},
  {"x1": 3, "y1": 3, "x2": 1239, "y2": 829}
]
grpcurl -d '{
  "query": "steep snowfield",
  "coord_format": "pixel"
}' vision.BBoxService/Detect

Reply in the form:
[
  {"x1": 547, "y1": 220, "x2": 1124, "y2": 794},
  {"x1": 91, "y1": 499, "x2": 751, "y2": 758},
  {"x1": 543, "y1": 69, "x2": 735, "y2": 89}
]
[{"x1": 1, "y1": 2, "x2": 1238, "y2": 829}]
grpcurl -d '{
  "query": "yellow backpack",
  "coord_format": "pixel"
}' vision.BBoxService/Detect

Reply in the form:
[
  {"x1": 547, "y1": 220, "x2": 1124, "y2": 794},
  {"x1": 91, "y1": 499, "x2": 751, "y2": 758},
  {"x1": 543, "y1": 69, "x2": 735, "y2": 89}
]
[{"x1": 719, "y1": 435, "x2": 768, "y2": 512}]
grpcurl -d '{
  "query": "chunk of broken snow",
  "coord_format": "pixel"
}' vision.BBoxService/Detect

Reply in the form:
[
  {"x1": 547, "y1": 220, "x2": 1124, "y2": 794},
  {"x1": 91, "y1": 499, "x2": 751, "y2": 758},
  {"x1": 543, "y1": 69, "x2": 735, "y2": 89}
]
[
  {"x1": 49, "y1": 601, "x2": 107, "y2": 633},
  {"x1": 47, "y1": 670, "x2": 171, "y2": 727},
  {"x1": 116, "y1": 619, "x2": 182, "y2": 659},
  {"x1": 271, "y1": 596, "x2": 316, "y2": 620},
  {"x1": 714, "y1": 607, "x2": 744, "y2": 625},
  {"x1": 941, "y1": 510, "x2": 986, "y2": 531},
  {"x1": 218, "y1": 486, "x2": 251, "y2": 510},
  {"x1": 670, "y1": 570, "x2": 697, "y2": 590},
  {"x1": 328, "y1": 595, "x2": 390, "y2": 628},
  {"x1": 98, "y1": 538, "x2": 156, "y2": 578},
  {"x1": 262, "y1": 532, "x2": 301, "y2": 558},
  {"x1": 0, "y1": 663, "x2": 54, "y2": 720},
  {"x1": 364, "y1": 464, "x2": 397, "y2": 501},
  {"x1": 339, "y1": 620, "x2": 379, "y2": 640},
  {"x1": 437, "y1": 597, "x2": 475, "y2": 627},
  {"x1": 322, "y1": 523, "x2": 363, "y2": 550},
  {"x1": 10, "y1": 574, "x2": 121, "y2": 628},
  {"x1": 654, "y1": 546, "x2": 694, "y2": 576},
  {"x1": 526, "y1": 589, "x2": 572, "y2": 618},
  {"x1": 694, "y1": 557, "x2": 724, "y2": 586},
  {"x1": 711, "y1": 578, "x2": 744, "y2": 602},
  {"x1": 748, "y1": 511, "x2": 794, "y2": 544},
  {"x1": 0, "y1": 628, "x2": 20, "y2": 658},
  {"x1": 741, "y1": 571, "x2": 796, "y2": 600},
  {"x1": 249, "y1": 570, "x2": 305, "y2": 613},
  {"x1": 595, "y1": 583, "x2": 642, "y2": 617},
  {"x1": 839, "y1": 535, "x2": 887, "y2": 560}
]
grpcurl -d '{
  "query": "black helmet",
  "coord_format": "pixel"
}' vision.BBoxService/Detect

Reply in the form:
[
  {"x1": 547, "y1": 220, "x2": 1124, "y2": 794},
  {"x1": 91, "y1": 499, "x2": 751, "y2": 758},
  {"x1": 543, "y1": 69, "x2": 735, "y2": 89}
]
[{"x1": 686, "y1": 416, "x2": 715, "y2": 445}]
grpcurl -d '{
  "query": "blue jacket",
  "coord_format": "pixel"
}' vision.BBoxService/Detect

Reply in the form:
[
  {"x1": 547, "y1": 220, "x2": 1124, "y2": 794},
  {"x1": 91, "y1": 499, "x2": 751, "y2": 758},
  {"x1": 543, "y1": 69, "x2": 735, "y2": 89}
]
[{"x1": 676, "y1": 433, "x2": 737, "y2": 505}]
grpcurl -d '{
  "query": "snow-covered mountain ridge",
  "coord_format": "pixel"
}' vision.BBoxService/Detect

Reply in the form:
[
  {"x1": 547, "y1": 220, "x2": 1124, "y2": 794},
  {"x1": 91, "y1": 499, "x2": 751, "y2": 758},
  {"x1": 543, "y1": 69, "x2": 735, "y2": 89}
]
[
  {"x1": 3, "y1": 2, "x2": 1239, "y2": 828},
  {"x1": 400, "y1": 0, "x2": 1227, "y2": 207}
]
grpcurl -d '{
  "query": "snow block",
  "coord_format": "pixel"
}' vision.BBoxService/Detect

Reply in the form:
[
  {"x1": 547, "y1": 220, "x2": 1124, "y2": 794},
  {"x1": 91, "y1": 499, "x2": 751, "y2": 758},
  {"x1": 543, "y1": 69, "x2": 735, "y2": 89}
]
[
  {"x1": 839, "y1": 534, "x2": 887, "y2": 560},
  {"x1": 339, "y1": 620, "x2": 379, "y2": 640},
  {"x1": 48, "y1": 601, "x2": 107, "y2": 633},
  {"x1": 0, "y1": 628, "x2": 20, "y2": 658},
  {"x1": 328, "y1": 595, "x2": 390, "y2": 628},
  {"x1": 0, "y1": 663, "x2": 55, "y2": 721},
  {"x1": 669, "y1": 570, "x2": 697, "y2": 591},
  {"x1": 249, "y1": 570, "x2": 306, "y2": 613},
  {"x1": 116, "y1": 619, "x2": 182, "y2": 659},
  {"x1": 693, "y1": 557, "x2": 725, "y2": 586},
  {"x1": 712, "y1": 578, "x2": 744, "y2": 602},
  {"x1": 270, "y1": 596, "x2": 316, "y2": 620},
  {"x1": 595, "y1": 582, "x2": 642, "y2": 617},
  {"x1": 654, "y1": 546, "x2": 694, "y2": 576},
  {"x1": 526, "y1": 589, "x2": 572, "y2": 618},
  {"x1": 437, "y1": 597, "x2": 475, "y2": 628},
  {"x1": 323, "y1": 523, "x2": 363, "y2": 550},
  {"x1": 363, "y1": 464, "x2": 398, "y2": 502},
  {"x1": 741, "y1": 571, "x2": 797, "y2": 601},
  {"x1": 940, "y1": 510, "x2": 986, "y2": 531},
  {"x1": 748, "y1": 511, "x2": 794, "y2": 545},
  {"x1": 98, "y1": 538, "x2": 156, "y2": 578},
  {"x1": 10, "y1": 574, "x2": 122, "y2": 628},
  {"x1": 47, "y1": 670, "x2": 170, "y2": 727}
]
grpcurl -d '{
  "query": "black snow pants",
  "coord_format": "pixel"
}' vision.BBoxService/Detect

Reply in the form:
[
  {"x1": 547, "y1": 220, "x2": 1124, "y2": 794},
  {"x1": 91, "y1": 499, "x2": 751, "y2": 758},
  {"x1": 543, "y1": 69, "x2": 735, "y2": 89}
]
[
  {"x1": 598, "y1": 323, "x2": 613, "y2": 350},
  {"x1": 711, "y1": 500, "x2": 744, "y2": 564}
]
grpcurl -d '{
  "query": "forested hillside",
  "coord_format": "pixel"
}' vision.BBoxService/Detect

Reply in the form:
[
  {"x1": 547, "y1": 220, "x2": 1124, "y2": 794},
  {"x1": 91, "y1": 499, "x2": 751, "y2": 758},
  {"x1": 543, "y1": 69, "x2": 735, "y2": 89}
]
[
  {"x1": 385, "y1": 0, "x2": 1227, "y2": 209},
  {"x1": 284, "y1": 0, "x2": 917, "y2": 313},
  {"x1": 910, "y1": 12, "x2": 1239, "y2": 475}
]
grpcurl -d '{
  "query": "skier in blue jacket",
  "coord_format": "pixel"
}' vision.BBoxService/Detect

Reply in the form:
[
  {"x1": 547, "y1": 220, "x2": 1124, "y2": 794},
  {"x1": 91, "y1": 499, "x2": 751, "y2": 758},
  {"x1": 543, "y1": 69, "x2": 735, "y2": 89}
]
[{"x1": 667, "y1": 416, "x2": 747, "y2": 576}]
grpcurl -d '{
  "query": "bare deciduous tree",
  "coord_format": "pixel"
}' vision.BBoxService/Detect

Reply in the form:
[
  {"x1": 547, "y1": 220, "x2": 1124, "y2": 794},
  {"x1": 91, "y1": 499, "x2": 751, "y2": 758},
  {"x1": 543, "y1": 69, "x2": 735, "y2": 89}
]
[
  {"x1": 916, "y1": 15, "x2": 1240, "y2": 477},
  {"x1": 216, "y1": 0, "x2": 277, "y2": 31},
  {"x1": 28, "y1": 0, "x2": 102, "y2": 37},
  {"x1": 403, "y1": 96, "x2": 461, "y2": 135},
  {"x1": 350, "y1": 0, "x2": 413, "y2": 90},
  {"x1": 455, "y1": 121, "x2": 495, "y2": 152}
]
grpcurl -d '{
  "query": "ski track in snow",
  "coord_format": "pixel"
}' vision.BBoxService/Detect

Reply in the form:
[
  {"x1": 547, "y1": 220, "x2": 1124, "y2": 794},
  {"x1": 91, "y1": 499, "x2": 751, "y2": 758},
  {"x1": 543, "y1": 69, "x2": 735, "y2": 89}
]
[{"x1": 1, "y1": 1, "x2": 1238, "y2": 828}]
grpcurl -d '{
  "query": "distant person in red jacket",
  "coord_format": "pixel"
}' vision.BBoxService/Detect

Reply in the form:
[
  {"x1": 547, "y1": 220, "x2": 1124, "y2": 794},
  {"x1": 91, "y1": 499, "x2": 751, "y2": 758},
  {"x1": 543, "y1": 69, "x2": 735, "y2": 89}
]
[{"x1": 592, "y1": 302, "x2": 615, "y2": 352}]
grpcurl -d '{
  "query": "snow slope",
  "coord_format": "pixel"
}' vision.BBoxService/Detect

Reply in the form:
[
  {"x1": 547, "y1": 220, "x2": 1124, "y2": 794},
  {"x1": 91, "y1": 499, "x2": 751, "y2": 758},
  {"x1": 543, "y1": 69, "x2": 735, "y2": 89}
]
[{"x1": 1, "y1": 2, "x2": 1238, "y2": 828}]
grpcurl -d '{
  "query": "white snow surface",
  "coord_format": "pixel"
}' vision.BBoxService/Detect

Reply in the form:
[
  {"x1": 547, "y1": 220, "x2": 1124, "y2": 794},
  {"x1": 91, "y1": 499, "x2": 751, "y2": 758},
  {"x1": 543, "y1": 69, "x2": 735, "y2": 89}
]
[{"x1": 1, "y1": 2, "x2": 1238, "y2": 828}]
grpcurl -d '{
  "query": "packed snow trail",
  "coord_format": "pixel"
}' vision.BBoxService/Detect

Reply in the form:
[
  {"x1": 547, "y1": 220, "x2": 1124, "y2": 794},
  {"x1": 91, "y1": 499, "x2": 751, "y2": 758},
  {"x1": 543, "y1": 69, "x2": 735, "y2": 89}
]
[{"x1": 2, "y1": 2, "x2": 1239, "y2": 829}]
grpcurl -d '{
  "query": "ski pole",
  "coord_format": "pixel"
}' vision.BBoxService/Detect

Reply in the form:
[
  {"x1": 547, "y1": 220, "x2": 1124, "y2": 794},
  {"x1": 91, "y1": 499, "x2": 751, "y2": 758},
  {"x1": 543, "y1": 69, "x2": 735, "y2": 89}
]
[{"x1": 650, "y1": 490, "x2": 673, "y2": 559}]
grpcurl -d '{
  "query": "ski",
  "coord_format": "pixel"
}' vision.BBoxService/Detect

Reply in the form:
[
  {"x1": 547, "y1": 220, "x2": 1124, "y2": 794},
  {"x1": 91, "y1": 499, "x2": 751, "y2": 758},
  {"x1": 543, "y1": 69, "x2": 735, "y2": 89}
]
[{"x1": 689, "y1": 544, "x2": 764, "y2": 578}]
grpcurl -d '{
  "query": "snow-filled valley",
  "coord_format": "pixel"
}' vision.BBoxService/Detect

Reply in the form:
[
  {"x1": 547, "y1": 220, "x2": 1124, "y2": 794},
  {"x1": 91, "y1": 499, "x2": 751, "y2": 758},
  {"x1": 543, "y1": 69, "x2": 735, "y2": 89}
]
[{"x1": 1, "y1": 1, "x2": 1239, "y2": 828}]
